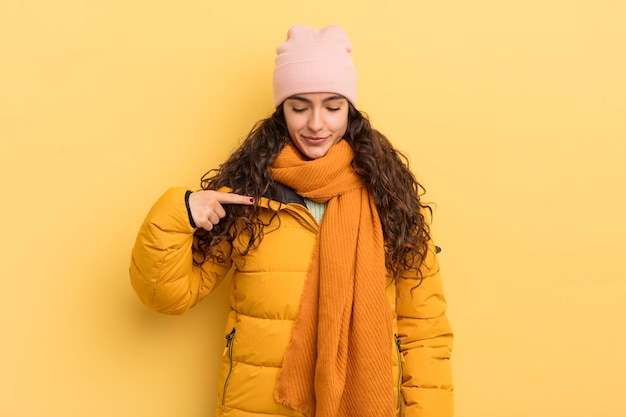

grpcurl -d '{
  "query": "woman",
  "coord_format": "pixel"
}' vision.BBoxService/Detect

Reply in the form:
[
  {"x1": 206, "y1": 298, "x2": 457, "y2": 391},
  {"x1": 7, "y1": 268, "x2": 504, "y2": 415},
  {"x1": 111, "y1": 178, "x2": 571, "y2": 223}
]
[{"x1": 130, "y1": 24, "x2": 453, "y2": 417}]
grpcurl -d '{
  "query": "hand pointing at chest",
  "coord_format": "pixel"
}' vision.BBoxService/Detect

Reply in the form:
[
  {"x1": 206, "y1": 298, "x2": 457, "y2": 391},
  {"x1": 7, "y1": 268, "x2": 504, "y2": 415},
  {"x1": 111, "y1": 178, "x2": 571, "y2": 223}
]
[{"x1": 188, "y1": 190, "x2": 255, "y2": 231}]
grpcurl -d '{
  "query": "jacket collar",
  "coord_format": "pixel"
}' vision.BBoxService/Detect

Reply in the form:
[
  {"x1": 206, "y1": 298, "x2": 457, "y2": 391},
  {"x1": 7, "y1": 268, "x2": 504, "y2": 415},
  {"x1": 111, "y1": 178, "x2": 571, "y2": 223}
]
[{"x1": 263, "y1": 182, "x2": 305, "y2": 206}]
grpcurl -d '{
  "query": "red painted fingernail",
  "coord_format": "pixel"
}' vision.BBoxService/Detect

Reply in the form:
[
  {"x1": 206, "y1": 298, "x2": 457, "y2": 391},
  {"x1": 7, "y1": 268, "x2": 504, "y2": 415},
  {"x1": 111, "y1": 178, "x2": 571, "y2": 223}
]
[{"x1": 249, "y1": 198, "x2": 255, "y2": 203}]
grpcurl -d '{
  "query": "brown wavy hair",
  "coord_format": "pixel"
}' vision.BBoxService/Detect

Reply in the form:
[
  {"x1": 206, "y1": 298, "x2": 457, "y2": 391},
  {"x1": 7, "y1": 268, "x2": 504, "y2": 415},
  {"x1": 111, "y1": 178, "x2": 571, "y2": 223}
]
[{"x1": 193, "y1": 103, "x2": 432, "y2": 281}]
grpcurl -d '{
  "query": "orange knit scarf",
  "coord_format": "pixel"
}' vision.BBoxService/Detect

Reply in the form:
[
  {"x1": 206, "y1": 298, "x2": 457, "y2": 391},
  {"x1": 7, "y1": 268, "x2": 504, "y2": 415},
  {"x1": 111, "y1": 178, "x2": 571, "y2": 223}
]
[{"x1": 271, "y1": 141, "x2": 394, "y2": 417}]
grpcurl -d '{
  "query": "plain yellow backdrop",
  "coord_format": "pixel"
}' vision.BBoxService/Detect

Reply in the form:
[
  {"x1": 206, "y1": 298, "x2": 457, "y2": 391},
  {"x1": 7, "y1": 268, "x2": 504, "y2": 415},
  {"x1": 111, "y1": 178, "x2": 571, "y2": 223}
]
[{"x1": 1, "y1": 1, "x2": 625, "y2": 416}]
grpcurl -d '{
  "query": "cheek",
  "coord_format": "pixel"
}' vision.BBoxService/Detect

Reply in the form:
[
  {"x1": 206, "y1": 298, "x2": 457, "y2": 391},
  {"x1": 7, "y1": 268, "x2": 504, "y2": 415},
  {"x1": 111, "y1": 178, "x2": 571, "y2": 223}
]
[
  {"x1": 332, "y1": 113, "x2": 349, "y2": 136},
  {"x1": 285, "y1": 114, "x2": 303, "y2": 135}
]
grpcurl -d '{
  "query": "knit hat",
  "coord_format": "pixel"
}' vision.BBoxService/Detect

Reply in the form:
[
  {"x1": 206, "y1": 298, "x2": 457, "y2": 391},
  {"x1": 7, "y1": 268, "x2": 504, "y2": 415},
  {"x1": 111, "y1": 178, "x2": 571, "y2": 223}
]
[{"x1": 273, "y1": 25, "x2": 357, "y2": 107}]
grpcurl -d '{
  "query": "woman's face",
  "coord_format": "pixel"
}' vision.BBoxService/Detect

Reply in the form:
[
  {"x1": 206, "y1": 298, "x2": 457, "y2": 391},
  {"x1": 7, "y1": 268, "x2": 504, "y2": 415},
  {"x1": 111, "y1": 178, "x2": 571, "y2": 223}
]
[{"x1": 283, "y1": 92, "x2": 349, "y2": 160}]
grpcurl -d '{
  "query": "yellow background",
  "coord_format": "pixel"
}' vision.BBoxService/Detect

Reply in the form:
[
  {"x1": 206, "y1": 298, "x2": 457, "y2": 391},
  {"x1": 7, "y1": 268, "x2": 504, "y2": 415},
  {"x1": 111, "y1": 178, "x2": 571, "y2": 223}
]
[{"x1": 1, "y1": 1, "x2": 625, "y2": 416}]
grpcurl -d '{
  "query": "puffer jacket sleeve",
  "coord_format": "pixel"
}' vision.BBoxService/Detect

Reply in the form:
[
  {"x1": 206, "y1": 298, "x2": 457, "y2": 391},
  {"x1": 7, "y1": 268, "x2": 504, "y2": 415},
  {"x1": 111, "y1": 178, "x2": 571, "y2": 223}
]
[
  {"x1": 396, "y1": 237, "x2": 454, "y2": 417},
  {"x1": 129, "y1": 187, "x2": 232, "y2": 315}
]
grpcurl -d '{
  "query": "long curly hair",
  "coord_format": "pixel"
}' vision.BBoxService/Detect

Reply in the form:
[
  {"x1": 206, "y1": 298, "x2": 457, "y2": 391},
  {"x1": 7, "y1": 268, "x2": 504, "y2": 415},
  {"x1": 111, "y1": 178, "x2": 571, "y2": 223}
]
[{"x1": 193, "y1": 103, "x2": 432, "y2": 281}]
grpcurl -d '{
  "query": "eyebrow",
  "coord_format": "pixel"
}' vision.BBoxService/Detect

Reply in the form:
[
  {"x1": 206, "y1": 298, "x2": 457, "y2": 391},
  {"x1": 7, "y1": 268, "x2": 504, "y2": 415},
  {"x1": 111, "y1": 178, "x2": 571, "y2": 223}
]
[{"x1": 286, "y1": 95, "x2": 346, "y2": 104}]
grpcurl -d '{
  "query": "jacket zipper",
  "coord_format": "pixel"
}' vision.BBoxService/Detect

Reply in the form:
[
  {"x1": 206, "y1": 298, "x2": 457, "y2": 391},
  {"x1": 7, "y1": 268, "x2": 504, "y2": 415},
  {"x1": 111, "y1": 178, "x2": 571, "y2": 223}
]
[
  {"x1": 395, "y1": 334, "x2": 405, "y2": 414},
  {"x1": 222, "y1": 327, "x2": 236, "y2": 406}
]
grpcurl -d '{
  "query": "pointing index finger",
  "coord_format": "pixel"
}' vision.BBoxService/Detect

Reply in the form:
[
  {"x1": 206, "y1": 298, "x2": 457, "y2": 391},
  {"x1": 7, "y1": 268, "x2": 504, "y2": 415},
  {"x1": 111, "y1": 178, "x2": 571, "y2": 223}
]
[{"x1": 216, "y1": 192, "x2": 255, "y2": 205}]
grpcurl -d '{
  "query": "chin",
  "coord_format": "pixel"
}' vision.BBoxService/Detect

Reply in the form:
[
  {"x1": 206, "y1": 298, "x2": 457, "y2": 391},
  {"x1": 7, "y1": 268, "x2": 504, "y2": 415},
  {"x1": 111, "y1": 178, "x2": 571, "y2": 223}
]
[{"x1": 302, "y1": 148, "x2": 331, "y2": 160}]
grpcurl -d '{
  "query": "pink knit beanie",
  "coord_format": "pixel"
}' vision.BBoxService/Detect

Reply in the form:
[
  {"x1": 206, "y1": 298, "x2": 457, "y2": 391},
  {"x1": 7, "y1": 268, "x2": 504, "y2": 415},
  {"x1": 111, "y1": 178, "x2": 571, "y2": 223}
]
[{"x1": 273, "y1": 25, "x2": 357, "y2": 107}]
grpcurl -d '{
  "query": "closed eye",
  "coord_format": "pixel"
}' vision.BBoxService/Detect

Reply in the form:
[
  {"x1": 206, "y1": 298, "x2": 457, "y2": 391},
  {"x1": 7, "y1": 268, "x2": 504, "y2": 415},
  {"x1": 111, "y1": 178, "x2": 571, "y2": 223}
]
[{"x1": 291, "y1": 107, "x2": 307, "y2": 113}]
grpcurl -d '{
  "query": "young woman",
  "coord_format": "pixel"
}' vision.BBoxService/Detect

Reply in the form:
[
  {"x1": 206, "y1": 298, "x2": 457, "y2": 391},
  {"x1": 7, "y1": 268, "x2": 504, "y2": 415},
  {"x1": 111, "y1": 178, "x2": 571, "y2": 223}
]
[{"x1": 130, "y1": 24, "x2": 453, "y2": 417}]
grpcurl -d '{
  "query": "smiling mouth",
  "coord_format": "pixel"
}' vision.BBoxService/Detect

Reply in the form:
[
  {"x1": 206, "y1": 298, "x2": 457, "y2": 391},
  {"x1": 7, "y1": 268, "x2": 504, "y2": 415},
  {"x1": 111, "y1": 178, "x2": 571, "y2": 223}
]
[{"x1": 302, "y1": 136, "x2": 328, "y2": 143}]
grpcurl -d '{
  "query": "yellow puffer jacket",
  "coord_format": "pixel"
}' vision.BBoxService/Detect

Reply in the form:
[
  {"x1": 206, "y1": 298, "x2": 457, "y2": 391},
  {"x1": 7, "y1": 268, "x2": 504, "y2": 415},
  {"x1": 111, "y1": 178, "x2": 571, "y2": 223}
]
[{"x1": 130, "y1": 187, "x2": 453, "y2": 417}]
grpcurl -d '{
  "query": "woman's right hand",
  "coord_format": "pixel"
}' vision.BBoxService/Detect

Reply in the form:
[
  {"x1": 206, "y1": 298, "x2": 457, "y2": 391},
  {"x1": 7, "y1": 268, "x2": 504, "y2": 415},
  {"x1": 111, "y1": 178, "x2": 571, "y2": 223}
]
[{"x1": 188, "y1": 190, "x2": 255, "y2": 231}]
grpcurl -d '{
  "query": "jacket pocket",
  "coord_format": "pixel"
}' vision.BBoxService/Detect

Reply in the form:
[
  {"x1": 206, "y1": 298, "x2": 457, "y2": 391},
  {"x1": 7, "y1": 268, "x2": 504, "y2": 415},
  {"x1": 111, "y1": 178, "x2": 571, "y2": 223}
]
[
  {"x1": 222, "y1": 327, "x2": 236, "y2": 406},
  {"x1": 395, "y1": 334, "x2": 405, "y2": 415}
]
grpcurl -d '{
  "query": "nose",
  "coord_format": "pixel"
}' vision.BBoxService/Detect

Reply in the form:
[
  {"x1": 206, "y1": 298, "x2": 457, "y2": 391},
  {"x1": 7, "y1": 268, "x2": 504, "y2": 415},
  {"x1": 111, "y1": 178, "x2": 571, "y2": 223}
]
[{"x1": 307, "y1": 108, "x2": 323, "y2": 133}]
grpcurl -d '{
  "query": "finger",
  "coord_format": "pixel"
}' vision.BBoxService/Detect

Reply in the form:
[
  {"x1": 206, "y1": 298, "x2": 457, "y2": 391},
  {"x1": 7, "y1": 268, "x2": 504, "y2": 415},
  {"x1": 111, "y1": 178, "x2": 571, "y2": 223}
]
[
  {"x1": 215, "y1": 193, "x2": 255, "y2": 206},
  {"x1": 213, "y1": 204, "x2": 226, "y2": 219},
  {"x1": 207, "y1": 211, "x2": 220, "y2": 225},
  {"x1": 200, "y1": 221, "x2": 213, "y2": 231}
]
